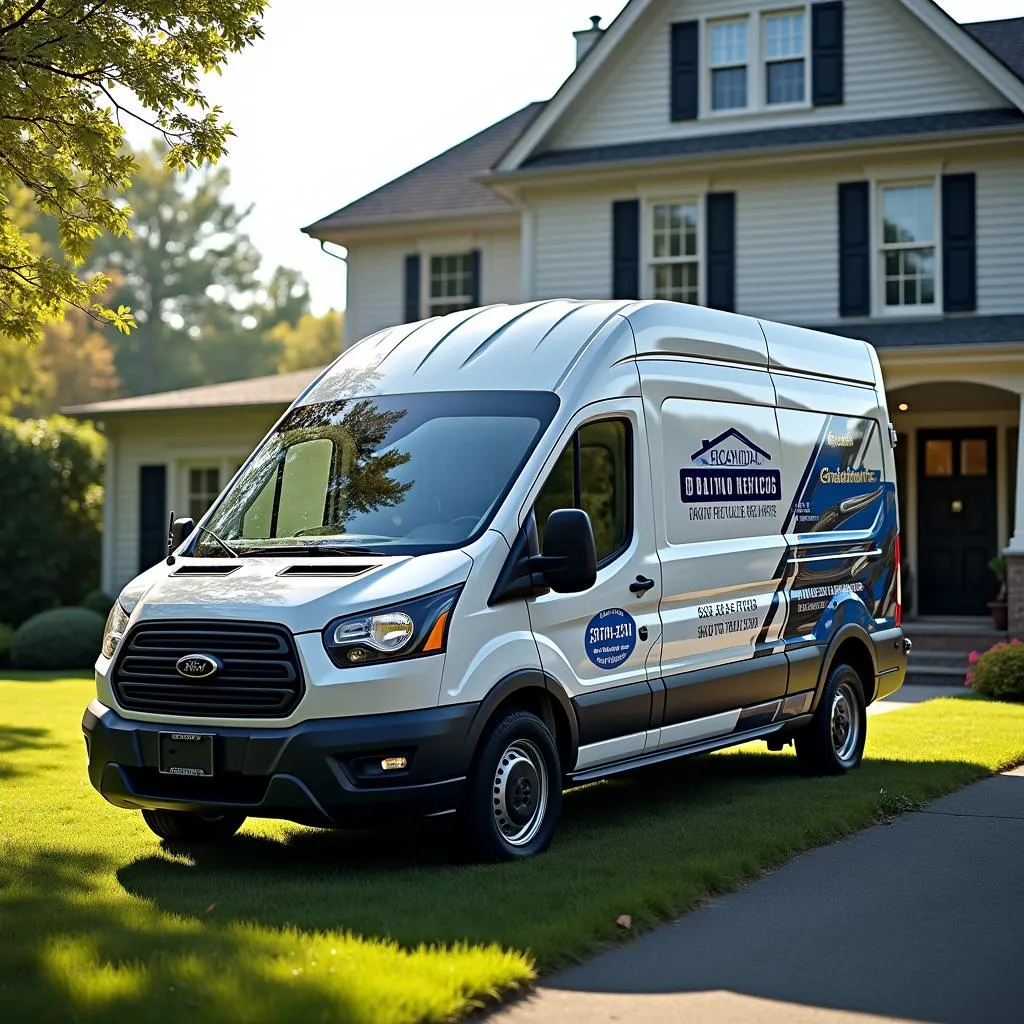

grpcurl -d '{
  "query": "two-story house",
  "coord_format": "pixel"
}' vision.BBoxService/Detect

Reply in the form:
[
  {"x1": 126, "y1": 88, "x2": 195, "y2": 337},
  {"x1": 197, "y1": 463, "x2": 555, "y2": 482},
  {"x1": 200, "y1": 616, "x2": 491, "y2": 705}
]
[
  {"x1": 71, "y1": 0, "x2": 1024, "y2": 644},
  {"x1": 302, "y1": 0, "x2": 1024, "y2": 633}
]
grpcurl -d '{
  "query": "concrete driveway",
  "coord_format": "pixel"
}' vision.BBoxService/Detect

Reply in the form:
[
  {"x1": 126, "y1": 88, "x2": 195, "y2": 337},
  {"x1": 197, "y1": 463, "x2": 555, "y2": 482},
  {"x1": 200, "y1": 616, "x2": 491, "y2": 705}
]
[{"x1": 490, "y1": 690, "x2": 1022, "y2": 1024}]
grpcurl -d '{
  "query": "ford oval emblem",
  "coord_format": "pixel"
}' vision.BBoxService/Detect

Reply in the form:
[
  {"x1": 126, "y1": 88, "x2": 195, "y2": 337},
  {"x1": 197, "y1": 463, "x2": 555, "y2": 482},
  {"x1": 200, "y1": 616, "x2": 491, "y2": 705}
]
[{"x1": 175, "y1": 654, "x2": 221, "y2": 680}]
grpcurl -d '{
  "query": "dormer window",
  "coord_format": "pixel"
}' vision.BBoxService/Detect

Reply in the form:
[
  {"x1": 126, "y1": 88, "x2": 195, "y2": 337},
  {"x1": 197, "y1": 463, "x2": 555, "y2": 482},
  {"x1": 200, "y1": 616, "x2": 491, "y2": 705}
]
[
  {"x1": 709, "y1": 19, "x2": 749, "y2": 111},
  {"x1": 764, "y1": 11, "x2": 806, "y2": 104}
]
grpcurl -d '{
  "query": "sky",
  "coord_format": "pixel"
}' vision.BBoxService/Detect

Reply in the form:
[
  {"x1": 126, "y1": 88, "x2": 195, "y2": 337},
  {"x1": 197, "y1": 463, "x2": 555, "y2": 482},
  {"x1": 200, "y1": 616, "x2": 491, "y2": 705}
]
[{"x1": 134, "y1": 0, "x2": 1024, "y2": 314}]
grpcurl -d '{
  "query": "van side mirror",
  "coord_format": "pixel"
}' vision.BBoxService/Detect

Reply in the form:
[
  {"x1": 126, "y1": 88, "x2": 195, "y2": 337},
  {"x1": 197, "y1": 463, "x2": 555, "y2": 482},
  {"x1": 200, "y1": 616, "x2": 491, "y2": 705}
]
[
  {"x1": 168, "y1": 516, "x2": 195, "y2": 554},
  {"x1": 539, "y1": 509, "x2": 597, "y2": 593}
]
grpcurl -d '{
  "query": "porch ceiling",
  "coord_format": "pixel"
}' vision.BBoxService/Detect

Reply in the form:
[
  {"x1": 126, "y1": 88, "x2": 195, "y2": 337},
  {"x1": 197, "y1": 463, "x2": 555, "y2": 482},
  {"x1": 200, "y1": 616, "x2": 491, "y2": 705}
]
[{"x1": 888, "y1": 380, "x2": 1020, "y2": 413}]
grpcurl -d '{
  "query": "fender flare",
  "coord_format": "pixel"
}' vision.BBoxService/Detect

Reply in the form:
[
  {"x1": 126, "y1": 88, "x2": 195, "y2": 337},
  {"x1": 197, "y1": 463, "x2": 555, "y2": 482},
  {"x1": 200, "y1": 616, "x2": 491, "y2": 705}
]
[
  {"x1": 810, "y1": 622, "x2": 880, "y2": 711},
  {"x1": 461, "y1": 668, "x2": 580, "y2": 767}
]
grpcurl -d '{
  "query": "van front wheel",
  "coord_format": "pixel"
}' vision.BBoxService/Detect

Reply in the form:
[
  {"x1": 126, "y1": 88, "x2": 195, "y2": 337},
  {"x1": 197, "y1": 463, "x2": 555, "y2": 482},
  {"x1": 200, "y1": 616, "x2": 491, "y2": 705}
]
[
  {"x1": 463, "y1": 710, "x2": 562, "y2": 861},
  {"x1": 795, "y1": 663, "x2": 866, "y2": 775},
  {"x1": 141, "y1": 808, "x2": 246, "y2": 842}
]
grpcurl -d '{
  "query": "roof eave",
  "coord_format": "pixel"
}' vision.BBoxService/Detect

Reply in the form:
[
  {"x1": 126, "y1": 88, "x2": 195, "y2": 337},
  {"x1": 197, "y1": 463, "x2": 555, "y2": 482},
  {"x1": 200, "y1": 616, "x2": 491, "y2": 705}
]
[
  {"x1": 63, "y1": 398, "x2": 295, "y2": 419},
  {"x1": 303, "y1": 208, "x2": 521, "y2": 245},
  {"x1": 483, "y1": 122, "x2": 1024, "y2": 189}
]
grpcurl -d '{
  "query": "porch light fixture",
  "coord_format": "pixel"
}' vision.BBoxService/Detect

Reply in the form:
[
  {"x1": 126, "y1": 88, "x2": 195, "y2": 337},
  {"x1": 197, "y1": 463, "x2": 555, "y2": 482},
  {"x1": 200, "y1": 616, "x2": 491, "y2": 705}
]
[{"x1": 898, "y1": 403, "x2": 909, "y2": 412}]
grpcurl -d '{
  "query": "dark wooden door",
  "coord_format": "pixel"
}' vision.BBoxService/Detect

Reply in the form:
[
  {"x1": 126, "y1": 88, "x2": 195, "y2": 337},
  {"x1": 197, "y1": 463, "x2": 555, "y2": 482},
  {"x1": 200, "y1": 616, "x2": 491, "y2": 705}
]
[{"x1": 916, "y1": 428, "x2": 997, "y2": 616}]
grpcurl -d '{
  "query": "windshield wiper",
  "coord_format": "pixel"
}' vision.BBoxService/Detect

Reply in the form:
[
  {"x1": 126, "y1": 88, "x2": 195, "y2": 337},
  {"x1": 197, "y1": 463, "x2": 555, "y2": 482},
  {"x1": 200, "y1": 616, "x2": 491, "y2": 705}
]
[
  {"x1": 193, "y1": 524, "x2": 240, "y2": 558},
  {"x1": 237, "y1": 544, "x2": 385, "y2": 557}
]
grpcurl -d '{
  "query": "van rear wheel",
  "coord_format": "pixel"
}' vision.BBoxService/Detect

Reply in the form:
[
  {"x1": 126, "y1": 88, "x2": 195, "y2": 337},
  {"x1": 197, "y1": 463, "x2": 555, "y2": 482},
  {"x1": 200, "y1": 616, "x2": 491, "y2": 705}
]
[
  {"x1": 463, "y1": 709, "x2": 562, "y2": 861},
  {"x1": 141, "y1": 808, "x2": 246, "y2": 842},
  {"x1": 795, "y1": 663, "x2": 866, "y2": 775}
]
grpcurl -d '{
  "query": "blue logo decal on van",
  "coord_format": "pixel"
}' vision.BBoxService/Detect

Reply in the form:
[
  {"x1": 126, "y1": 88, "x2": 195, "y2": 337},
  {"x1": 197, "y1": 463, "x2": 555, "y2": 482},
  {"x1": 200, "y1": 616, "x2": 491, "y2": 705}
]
[
  {"x1": 682, "y1": 429, "x2": 781, "y2": 503},
  {"x1": 585, "y1": 608, "x2": 636, "y2": 670}
]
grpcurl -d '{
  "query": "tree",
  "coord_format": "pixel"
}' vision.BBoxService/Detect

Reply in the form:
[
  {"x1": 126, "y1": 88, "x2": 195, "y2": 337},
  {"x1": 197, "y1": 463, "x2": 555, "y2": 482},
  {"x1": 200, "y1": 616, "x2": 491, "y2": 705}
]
[
  {"x1": 266, "y1": 309, "x2": 345, "y2": 373},
  {"x1": 88, "y1": 143, "x2": 273, "y2": 393},
  {"x1": 0, "y1": 0, "x2": 267, "y2": 345}
]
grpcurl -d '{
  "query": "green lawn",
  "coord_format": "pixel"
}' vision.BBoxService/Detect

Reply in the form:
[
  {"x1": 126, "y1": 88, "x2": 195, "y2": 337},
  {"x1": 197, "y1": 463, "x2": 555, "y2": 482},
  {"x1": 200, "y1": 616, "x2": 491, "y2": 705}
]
[{"x1": 2, "y1": 677, "x2": 1023, "y2": 1024}]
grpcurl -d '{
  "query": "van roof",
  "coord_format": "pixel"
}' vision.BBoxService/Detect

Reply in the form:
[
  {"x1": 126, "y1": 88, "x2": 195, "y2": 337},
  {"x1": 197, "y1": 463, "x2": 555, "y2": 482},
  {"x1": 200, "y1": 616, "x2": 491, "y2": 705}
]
[{"x1": 299, "y1": 300, "x2": 878, "y2": 405}]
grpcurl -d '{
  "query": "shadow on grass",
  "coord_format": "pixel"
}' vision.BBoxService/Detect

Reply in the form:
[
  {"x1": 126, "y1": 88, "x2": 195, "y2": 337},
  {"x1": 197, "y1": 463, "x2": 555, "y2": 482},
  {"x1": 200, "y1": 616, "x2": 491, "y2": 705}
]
[
  {"x1": 0, "y1": 724, "x2": 48, "y2": 779},
  {"x1": 0, "y1": 671, "x2": 93, "y2": 683},
  {"x1": 115, "y1": 750, "x2": 992, "y2": 965}
]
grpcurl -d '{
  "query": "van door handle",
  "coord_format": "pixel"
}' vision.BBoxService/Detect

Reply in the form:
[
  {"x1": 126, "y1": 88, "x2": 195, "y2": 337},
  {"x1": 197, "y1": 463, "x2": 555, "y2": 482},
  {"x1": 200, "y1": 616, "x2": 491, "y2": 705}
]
[{"x1": 629, "y1": 575, "x2": 655, "y2": 595}]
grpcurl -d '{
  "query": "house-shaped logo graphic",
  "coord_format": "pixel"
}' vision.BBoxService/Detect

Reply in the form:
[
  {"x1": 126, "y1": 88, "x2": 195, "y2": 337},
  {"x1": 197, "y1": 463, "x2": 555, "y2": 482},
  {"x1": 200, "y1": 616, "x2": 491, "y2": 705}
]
[
  {"x1": 681, "y1": 427, "x2": 781, "y2": 504},
  {"x1": 691, "y1": 429, "x2": 772, "y2": 468}
]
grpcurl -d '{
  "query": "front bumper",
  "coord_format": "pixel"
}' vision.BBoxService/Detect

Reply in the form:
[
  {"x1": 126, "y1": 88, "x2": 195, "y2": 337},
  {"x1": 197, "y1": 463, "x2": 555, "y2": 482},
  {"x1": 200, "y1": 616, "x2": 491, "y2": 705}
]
[{"x1": 82, "y1": 700, "x2": 478, "y2": 828}]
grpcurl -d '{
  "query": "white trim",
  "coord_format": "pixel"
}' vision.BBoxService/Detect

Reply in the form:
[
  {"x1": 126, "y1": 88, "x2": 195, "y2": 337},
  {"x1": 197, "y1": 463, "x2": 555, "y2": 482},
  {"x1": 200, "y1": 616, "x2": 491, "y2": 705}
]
[
  {"x1": 1007, "y1": 394, "x2": 1024, "y2": 552},
  {"x1": 101, "y1": 427, "x2": 117, "y2": 595},
  {"x1": 495, "y1": 0, "x2": 1024, "y2": 174},
  {"x1": 643, "y1": 196, "x2": 704, "y2": 305},
  {"x1": 873, "y1": 176, "x2": 942, "y2": 318},
  {"x1": 519, "y1": 207, "x2": 535, "y2": 301}
]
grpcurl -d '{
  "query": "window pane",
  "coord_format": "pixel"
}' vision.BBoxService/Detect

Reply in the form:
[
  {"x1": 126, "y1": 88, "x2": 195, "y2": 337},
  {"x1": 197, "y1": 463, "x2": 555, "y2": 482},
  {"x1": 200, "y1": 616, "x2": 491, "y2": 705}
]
[
  {"x1": 961, "y1": 439, "x2": 988, "y2": 477},
  {"x1": 534, "y1": 441, "x2": 575, "y2": 553},
  {"x1": 652, "y1": 203, "x2": 697, "y2": 262},
  {"x1": 765, "y1": 12, "x2": 804, "y2": 58},
  {"x1": 925, "y1": 439, "x2": 953, "y2": 478},
  {"x1": 653, "y1": 262, "x2": 699, "y2": 304},
  {"x1": 767, "y1": 59, "x2": 805, "y2": 104},
  {"x1": 428, "y1": 253, "x2": 472, "y2": 310},
  {"x1": 882, "y1": 184, "x2": 934, "y2": 244},
  {"x1": 579, "y1": 420, "x2": 629, "y2": 563},
  {"x1": 276, "y1": 438, "x2": 333, "y2": 538},
  {"x1": 711, "y1": 20, "x2": 748, "y2": 64},
  {"x1": 712, "y1": 66, "x2": 747, "y2": 110},
  {"x1": 884, "y1": 246, "x2": 936, "y2": 308}
]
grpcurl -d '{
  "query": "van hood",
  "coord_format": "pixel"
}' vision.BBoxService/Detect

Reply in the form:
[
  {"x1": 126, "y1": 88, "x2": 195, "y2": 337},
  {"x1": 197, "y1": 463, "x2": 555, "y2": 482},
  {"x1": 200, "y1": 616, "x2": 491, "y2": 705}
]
[{"x1": 126, "y1": 550, "x2": 473, "y2": 634}]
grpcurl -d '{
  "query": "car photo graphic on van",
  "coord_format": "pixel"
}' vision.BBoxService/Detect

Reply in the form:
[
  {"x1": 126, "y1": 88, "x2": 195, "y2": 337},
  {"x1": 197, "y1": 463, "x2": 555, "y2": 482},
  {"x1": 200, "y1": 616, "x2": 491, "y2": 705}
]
[{"x1": 82, "y1": 299, "x2": 909, "y2": 861}]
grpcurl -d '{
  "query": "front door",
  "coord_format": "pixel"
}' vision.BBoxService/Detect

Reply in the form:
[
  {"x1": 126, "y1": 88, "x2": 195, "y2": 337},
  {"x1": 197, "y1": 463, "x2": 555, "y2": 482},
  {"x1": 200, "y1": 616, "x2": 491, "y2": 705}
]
[{"x1": 916, "y1": 428, "x2": 997, "y2": 615}]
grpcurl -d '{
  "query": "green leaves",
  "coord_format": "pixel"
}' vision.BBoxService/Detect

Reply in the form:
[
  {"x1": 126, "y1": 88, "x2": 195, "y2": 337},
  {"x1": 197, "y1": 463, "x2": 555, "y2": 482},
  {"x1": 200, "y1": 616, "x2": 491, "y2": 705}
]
[{"x1": 0, "y1": 0, "x2": 268, "y2": 343}]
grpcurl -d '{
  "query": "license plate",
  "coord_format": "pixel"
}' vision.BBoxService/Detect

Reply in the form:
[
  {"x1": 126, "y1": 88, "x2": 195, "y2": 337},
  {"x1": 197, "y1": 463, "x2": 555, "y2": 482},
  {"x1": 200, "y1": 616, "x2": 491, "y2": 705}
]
[{"x1": 159, "y1": 732, "x2": 214, "y2": 777}]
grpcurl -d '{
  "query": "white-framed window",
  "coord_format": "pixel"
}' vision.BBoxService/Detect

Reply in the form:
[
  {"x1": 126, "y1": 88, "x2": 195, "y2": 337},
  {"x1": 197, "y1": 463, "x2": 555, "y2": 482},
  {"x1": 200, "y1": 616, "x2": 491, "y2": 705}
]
[
  {"x1": 709, "y1": 18, "x2": 749, "y2": 111},
  {"x1": 427, "y1": 254, "x2": 473, "y2": 316},
  {"x1": 763, "y1": 10, "x2": 806, "y2": 105},
  {"x1": 186, "y1": 465, "x2": 222, "y2": 523},
  {"x1": 649, "y1": 201, "x2": 701, "y2": 304},
  {"x1": 180, "y1": 458, "x2": 246, "y2": 523},
  {"x1": 879, "y1": 182, "x2": 938, "y2": 312}
]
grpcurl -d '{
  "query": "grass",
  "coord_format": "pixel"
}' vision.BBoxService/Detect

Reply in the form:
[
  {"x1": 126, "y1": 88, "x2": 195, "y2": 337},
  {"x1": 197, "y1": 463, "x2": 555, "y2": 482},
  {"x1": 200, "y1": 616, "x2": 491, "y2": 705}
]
[{"x1": 1, "y1": 677, "x2": 1023, "y2": 1024}]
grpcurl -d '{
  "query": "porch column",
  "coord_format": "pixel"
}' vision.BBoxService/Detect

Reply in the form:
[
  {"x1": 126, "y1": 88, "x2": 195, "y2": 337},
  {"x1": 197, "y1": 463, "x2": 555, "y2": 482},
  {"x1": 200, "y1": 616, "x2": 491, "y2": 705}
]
[{"x1": 1004, "y1": 393, "x2": 1024, "y2": 637}]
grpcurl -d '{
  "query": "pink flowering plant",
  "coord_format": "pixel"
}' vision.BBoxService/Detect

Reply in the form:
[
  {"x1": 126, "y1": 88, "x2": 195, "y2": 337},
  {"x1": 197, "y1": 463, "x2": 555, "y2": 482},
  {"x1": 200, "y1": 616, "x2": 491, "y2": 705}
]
[{"x1": 965, "y1": 638, "x2": 1024, "y2": 700}]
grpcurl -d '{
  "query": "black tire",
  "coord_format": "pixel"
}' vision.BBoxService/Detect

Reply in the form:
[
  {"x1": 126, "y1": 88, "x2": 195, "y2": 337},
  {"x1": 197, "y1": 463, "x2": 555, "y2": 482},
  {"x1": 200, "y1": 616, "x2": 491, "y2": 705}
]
[
  {"x1": 141, "y1": 808, "x2": 246, "y2": 842},
  {"x1": 795, "y1": 662, "x2": 867, "y2": 775},
  {"x1": 463, "y1": 709, "x2": 562, "y2": 862}
]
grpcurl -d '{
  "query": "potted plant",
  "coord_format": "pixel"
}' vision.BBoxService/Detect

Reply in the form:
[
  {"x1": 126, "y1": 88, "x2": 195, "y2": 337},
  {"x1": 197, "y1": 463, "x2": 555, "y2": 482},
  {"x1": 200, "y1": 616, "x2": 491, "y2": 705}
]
[{"x1": 988, "y1": 555, "x2": 1008, "y2": 631}]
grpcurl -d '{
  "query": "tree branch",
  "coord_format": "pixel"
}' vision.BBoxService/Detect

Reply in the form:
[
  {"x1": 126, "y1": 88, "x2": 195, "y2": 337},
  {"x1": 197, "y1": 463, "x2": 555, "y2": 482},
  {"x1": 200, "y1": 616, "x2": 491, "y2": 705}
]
[{"x1": 0, "y1": 0, "x2": 51, "y2": 39}]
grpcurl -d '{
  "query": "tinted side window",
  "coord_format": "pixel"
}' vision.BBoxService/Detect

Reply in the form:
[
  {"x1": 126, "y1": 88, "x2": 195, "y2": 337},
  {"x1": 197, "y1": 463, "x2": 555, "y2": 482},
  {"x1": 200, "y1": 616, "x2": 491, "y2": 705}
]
[{"x1": 535, "y1": 418, "x2": 631, "y2": 564}]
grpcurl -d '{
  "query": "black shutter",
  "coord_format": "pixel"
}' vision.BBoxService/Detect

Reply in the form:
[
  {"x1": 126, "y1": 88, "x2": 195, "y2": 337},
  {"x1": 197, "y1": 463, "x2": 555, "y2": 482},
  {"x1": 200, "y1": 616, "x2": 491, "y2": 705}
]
[
  {"x1": 670, "y1": 21, "x2": 699, "y2": 122},
  {"x1": 838, "y1": 181, "x2": 870, "y2": 317},
  {"x1": 942, "y1": 173, "x2": 976, "y2": 313},
  {"x1": 612, "y1": 200, "x2": 640, "y2": 300},
  {"x1": 404, "y1": 253, "x2": 421, "y2": 322},
  {"x1": 468, "y1": 248, "x2": 481, "y2": 307},
  {"x1": 706, "y1": 192, "x2": 736, "y2": 312},
  {"x1": 812, "y1": 1, "x2": 844, "y2": 106},
  {"x1": 138, "y1": 465, "x2": 167, "y2": 572}
]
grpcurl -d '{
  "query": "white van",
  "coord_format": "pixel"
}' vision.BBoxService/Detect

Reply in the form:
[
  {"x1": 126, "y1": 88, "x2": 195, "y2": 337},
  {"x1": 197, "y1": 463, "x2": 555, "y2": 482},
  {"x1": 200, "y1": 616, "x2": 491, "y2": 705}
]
[{"x1": 84, "y1": 300, "x2": 908, "y2": 860}]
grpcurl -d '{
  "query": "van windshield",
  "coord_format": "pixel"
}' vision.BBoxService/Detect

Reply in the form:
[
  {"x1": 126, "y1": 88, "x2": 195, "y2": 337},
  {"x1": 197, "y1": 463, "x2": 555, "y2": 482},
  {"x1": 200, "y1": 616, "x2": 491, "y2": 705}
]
[{"x1": 193, "y1": 391, "x2": 559, "y2": 557}]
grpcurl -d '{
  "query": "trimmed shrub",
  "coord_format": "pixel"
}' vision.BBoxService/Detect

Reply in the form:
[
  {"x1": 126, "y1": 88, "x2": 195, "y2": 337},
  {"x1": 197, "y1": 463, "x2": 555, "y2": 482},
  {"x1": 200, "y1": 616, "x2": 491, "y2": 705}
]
[
  {"x1": 966, "y1": 639, "x2": 1024, "y2": 701},
  {"x1": 10, "y1": 608, "x2": 106, "y2": 671},
  {"x1": 81, "y1": 589, "x2": 115, "y2": 617},
  {"x1": 0, "y1": 416, "x2": 104, "y2": 626},
  {"x1": 0, "y1": 623, "x2": 13, "y2": 667}
]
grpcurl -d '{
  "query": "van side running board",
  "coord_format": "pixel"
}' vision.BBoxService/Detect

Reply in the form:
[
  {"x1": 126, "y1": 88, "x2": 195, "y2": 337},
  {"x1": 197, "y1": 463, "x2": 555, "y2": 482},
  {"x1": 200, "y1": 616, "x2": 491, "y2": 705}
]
[{"x1": 565, "y1": 715, "x2": 813, "y2": 786}]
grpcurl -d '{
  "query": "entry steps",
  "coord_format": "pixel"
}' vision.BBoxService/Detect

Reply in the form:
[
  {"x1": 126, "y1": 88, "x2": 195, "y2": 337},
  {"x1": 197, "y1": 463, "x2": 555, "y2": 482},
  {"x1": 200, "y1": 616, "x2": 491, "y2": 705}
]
[{"x1": 901, "y1": 618, "x2": 1006, "y2": 687}]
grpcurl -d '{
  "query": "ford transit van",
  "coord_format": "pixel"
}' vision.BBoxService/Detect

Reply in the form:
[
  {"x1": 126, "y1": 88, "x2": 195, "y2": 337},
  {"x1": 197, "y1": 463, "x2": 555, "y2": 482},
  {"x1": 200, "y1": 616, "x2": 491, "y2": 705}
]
[{"x1": 83, "y1": 300, "x2": 908, "y2": 861}]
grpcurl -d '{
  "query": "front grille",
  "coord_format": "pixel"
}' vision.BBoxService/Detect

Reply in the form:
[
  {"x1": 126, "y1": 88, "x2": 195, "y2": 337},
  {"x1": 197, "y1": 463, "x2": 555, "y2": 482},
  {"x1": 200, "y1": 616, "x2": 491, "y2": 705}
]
[{"x1": 112, "y1": 621, "x2": 303, "y2": 718}]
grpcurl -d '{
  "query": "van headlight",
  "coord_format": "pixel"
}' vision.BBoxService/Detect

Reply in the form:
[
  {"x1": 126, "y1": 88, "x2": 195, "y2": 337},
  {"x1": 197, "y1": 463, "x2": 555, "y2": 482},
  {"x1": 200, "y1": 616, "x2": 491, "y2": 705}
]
[
  {"x1": 101, "y1": 602, "x2": 130, "y2": 659},
  {"x1": 323, "y1": 585, "x2": 462, "y2": 667}
]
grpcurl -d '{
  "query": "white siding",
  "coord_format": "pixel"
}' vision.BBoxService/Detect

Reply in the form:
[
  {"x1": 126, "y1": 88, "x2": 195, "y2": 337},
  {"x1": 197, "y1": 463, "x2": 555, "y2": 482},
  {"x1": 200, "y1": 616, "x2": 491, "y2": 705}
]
[
  {"x1": 343, "y1": 242, "x2": 407, "y2": 345},
  {"x1": 344, "y1": 228, "x2": 522, "y2": 345},
  {"x1": 532, "y1": 192, "x2": 612, "y2": 299},
  {"x1": 528, "y1": 152, "x2": 1024, "y2": 324},
  {"x1": 546, "y1": 0, "x2": 1007, "y2": 152},
  {"x1": 105, "y1": 409, "x2": 282, "y2": 593},
  {"x1": 964, "y1": 156, "x2": 1024, "y2": 316},
  {"x1": 734, "y1": 173, "x2": 837, "y2": 322}
]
